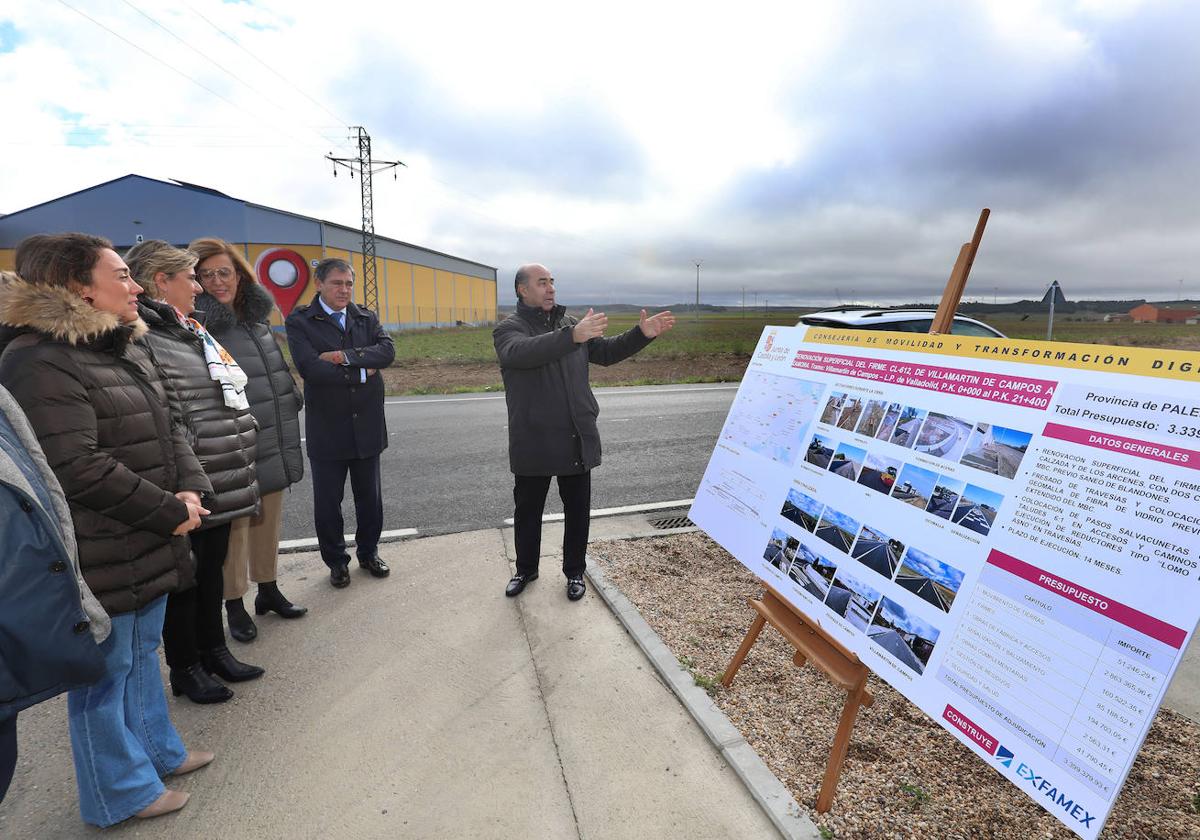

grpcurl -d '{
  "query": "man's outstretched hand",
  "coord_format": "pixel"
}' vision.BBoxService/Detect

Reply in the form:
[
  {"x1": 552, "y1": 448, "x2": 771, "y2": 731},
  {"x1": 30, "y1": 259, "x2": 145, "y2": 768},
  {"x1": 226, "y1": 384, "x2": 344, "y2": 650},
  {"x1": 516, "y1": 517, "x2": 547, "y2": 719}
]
[
  {"x1": 573, "y1": 308, "x2": 608, "y2": 343},
  {"x1": 639, "y1": 309, "x2": 676, "y2": 338}
]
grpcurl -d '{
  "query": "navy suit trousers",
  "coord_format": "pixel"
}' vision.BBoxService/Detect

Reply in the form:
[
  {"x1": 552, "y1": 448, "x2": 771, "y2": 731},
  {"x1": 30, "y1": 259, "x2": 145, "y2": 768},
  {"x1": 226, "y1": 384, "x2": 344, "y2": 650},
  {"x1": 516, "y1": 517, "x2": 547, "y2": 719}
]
[{"x1": 311, "y1": 456, "x2": 383, "y2": 569}]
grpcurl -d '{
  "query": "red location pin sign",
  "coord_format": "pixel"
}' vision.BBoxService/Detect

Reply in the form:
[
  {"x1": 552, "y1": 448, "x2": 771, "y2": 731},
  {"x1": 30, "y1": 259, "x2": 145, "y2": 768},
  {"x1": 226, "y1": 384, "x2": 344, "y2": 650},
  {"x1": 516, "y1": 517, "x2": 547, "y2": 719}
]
[{"x1": 255, "y1": 248, "x2": 310, "y2": 316}]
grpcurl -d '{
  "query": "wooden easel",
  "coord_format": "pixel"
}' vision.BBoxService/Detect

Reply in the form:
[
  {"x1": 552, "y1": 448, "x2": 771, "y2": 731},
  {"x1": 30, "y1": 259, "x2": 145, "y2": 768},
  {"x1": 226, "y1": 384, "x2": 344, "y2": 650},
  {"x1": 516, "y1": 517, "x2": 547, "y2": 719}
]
[{"x1": 721, "y1": 208, "x2": 991, "y2": 813}]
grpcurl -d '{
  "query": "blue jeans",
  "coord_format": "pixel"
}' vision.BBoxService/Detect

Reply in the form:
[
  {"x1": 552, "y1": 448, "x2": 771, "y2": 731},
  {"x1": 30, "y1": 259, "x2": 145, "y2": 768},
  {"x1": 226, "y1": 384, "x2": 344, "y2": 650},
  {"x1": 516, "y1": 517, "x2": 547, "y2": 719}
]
[{"x1": 67, "y1": 595, "x2": 187, "y2": 827}]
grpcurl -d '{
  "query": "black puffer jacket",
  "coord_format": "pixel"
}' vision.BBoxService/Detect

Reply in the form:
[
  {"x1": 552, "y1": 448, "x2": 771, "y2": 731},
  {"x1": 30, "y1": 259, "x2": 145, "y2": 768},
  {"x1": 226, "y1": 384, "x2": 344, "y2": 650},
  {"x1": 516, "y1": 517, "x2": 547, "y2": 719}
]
[
  {"x1": 494, "y1": 301, "x2": 652, "y2": 476},
  {"x1": 193, "y1": 282, "x2": 303, "y2": 494},
  {"x1": 138, "y1": 296, "x2": 260, "y2": 527},
  {"x1": 0, "y1": 276, "x2": 211, "y2": 615}
]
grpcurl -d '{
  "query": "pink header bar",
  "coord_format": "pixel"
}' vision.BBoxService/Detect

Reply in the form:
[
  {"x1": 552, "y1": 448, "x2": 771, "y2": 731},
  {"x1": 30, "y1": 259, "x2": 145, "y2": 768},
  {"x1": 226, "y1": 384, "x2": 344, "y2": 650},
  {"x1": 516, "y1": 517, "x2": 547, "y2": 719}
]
[
  {"x1": 943, "y1": 704, "x2": 998, "y2": 755},
  {"x1": 1042, "y1": 422, "x2": 1200, "y2": 471},
  {"x1": 791, "y1": 350, "x2": 1056, "y2": 409},
  {"x1": 987, "y1": 549, "x2": 1187, "y2": 648}
]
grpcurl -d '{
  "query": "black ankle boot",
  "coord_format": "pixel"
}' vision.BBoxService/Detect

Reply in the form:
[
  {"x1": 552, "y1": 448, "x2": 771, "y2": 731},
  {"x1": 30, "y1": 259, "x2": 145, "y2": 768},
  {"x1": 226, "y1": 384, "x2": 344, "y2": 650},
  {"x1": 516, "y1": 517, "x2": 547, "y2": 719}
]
[
  {"x1": 225, "y1": 598, "x2": 257, "y2": 643},
  {"x1": 255, "y1": 581, "x2": 307, "y2": 619},
  {"x1": 170, "y1": 663, "x2": 234, "y2": 704},
  {"x1": 201, "y1": 645, "x2": 265, "y2": 683}
]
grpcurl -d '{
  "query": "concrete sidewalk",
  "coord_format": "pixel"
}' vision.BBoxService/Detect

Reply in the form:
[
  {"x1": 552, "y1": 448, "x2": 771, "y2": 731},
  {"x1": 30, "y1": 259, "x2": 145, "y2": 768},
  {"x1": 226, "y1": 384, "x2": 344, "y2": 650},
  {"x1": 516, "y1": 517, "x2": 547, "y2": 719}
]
[{"x1": 0, "y1": 528, "x2": 781, "y2": 839}]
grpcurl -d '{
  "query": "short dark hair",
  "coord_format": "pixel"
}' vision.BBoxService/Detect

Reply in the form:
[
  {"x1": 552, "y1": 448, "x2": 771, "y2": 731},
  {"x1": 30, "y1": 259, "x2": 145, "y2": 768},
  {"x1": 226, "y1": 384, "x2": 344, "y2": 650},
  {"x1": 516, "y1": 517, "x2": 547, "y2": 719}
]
[
  {"x1": 15, "y1": 232, "x2": 113, "y2": 289},
  {"x1": 514, "y1": 265, "x2": 532, "y2": 300},
  {"x1": 315, "y1": 258, "x2": 354, "y2": 283}
]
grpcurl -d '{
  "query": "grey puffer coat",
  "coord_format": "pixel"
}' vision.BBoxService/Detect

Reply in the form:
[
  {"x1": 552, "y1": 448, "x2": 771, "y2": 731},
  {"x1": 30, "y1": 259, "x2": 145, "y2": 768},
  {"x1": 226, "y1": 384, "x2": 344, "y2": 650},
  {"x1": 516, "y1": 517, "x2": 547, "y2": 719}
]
[
  {"x1": 493, "y1": 301, "x2": 652, "y2": 476},
  {"x1": 138, "y1": 296, "x2": 260, "y2": 527},
  {"x1": 0, "y1": 276, "x2": 211, "y2": 615},
  {"x1": 192, "y1": 281, "x2": 303, "y2": 494}
]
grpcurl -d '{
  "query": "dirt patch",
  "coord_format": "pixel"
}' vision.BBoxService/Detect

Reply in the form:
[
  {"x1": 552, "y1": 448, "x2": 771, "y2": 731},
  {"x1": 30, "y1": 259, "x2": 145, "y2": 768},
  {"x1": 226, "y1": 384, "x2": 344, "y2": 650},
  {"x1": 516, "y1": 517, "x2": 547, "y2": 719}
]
[
  {"x1": 377, "y1": 352, "x2": 751, "y2": 394},
  {"x1": 591, "y1": 532, "x2": 1200, "y2": 840}
]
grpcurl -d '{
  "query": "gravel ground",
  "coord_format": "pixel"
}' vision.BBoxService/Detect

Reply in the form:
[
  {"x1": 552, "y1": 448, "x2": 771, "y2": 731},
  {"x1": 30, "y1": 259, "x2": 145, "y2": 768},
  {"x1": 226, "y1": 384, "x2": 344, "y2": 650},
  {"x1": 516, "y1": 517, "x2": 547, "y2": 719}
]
[{"x1": 590, "y1": 532, "x2": 1200, "y2": 840}]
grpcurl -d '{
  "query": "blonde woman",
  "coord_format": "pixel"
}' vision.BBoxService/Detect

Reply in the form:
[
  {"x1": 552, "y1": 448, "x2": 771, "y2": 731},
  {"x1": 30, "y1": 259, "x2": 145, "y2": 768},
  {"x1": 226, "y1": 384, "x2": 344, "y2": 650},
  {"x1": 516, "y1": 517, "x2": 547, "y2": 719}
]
[
  {"x1": 125, "y1": 240, "x2": 265, "y2": 700},
  {"x1": 190, "y1": 238, "x2": 306, "y2": 641}
]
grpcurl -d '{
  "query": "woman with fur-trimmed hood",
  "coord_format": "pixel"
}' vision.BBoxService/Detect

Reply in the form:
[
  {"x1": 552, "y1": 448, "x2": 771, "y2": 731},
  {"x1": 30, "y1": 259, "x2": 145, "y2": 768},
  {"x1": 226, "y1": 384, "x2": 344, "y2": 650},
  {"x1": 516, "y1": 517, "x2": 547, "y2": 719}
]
[{"x1": 0, "y1": 235, "x2": 215, "y2": 827}]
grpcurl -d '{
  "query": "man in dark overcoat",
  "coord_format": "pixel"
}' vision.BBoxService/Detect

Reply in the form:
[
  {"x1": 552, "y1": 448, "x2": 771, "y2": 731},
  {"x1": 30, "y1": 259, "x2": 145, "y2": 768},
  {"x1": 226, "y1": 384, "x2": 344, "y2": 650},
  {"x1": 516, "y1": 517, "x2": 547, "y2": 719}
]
[
  {"x1": 285, "y1": 258, "x2": 395, "y2": 588},
  {"x1": 494, "y1": 263, "x2": 674, "y2": 601}
]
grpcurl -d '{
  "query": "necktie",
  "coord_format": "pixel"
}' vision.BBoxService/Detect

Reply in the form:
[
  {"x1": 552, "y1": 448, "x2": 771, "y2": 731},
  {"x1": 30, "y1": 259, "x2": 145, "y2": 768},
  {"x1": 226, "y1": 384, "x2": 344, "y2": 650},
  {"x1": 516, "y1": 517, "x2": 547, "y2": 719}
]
[{"x1": 332, "y1": 311, "x2": 345, "y2": 331}]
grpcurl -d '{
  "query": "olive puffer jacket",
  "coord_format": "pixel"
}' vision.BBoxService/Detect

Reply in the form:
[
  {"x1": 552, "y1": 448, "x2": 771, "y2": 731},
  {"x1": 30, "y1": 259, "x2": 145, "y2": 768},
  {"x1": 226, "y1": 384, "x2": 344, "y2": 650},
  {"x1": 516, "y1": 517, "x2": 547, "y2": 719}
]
[
  {"x1": 0, "y1": 276, "x2": 212, "y2": 615},
  {"x1": 493, "y1": 301, "x2": 652, "y2": 476},
  {"x1": 138, "y1": 296, "x2": 260, "y2": 527},
  {"x1": 192, "y1": 281, "x2": 303, "y2": 495}
]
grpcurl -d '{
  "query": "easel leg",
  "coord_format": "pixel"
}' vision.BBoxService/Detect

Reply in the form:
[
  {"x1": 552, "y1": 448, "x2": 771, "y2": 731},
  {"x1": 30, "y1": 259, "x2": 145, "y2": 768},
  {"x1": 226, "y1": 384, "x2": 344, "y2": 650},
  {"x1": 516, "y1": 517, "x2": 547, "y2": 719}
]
[
  {"x1": 721, "y1": 613, "x2": 766, "y2": 688},
  {"x1": 815, "y1": 682, "x2": 867, "y2": 812}
]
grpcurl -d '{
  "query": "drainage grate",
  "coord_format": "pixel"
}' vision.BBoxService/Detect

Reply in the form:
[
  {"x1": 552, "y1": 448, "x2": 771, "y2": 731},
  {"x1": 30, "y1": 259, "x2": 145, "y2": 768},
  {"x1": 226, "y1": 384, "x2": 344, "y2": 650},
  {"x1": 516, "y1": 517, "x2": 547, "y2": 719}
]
[{"x1": 648, "y1": 514, "x2": 695, "y2": 530}]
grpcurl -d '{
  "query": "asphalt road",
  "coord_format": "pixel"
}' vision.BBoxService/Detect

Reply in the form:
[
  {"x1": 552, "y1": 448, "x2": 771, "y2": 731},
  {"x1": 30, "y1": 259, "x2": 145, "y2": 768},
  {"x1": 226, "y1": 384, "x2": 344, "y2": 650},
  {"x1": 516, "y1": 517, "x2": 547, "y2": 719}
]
[{"x1": 281, "y1": 383, "x2": 739, "y2": 540}]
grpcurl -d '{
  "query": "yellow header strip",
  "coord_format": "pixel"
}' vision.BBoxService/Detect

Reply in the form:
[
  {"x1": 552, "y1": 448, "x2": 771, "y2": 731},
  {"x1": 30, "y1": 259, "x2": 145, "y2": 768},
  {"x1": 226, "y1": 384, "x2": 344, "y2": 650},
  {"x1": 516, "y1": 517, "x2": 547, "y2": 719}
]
[{"x1": 801, "y1": 328, "x2": 1200, "y2": 382}]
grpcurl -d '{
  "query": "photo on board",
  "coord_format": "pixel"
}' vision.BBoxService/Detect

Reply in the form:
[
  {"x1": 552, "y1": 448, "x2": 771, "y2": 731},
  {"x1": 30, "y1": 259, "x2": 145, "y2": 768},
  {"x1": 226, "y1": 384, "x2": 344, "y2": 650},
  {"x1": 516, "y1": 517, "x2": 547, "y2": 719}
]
[
  {"x1": 836, "y1": 395, "x2": 865, "y2": 431},
  {"x1": 820, "y1": 392, "x2": 846, "y2": 425},
  {"x1": 856, "y1": 399, "x2": 889, "y2": 438},
  {"x1": 951, "y1": 483, "x2": 1005, "y2": 536},
  {"x1": 827, "y1": 442, "x2": 867, "y2": 481},
  {"x1": 763, "y1": 527, "x2": 799, "y2": 572},
  {"x1": 914, "y1": 412, "x2": 974, "y2": 462},
  {"x1": 926, "y1": 476, "x2": 967, "y2": 521},
  {"x1": 858, "y1": 451, "x2": 902, "y2": 494},
  {"x1": 890, "y1": 463, "x2": 939, "y2": 509},
  {"x1": 889, "y1": 406, "x2": 929, "y2": 449},
  {"x1": 850, "y1": 524, "x2": 904, "y2": 580},
  {"x1": 825, "y1": 565, "x2": 884, "y2": 632},
  {"x1": 875, "y1": 402, "x2": 903, "y2": 442},
  {"x1": 815, "y1": 507, "x2": 861, "y2": 554},
  {"x1": 781, "y1": 487, "x2": 823, "y2": 532},
  {"x1": 868, "y1": 597, "x2": 941, "y2": 675},
  {"x1": 894, "y1": 547, "x2": 966, "y2": 613},
  {"x1": 806, "y1": 433, "x2": 836, "y2": 469},
  {"x1": 960, "y1": 423, "x2": 1034, "y2": 479},
  {"x1": 789, "y1": 541, "x2": 836, "y2": 600}
]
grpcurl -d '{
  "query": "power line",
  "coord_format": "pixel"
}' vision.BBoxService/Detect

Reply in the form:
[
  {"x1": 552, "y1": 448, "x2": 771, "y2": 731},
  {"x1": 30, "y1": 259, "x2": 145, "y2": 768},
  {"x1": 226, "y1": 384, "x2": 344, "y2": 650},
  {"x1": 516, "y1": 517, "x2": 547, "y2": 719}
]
[
  {"x1": 116, "y1": 0, "x2": 339, "y2": 150},
  {"x1": 181, "y1": 0, "x2": 348, "y2": 127}
]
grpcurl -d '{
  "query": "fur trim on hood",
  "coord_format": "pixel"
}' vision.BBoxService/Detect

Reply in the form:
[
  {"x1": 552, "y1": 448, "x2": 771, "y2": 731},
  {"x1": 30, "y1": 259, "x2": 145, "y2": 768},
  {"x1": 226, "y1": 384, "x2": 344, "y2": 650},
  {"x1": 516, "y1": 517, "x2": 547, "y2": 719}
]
[
  {"x1": 193, "y1": 280, "x2": 276, "y2": 330},
  {"x1": 0, "y1": 273, "x2": 148, "y2": 347}
]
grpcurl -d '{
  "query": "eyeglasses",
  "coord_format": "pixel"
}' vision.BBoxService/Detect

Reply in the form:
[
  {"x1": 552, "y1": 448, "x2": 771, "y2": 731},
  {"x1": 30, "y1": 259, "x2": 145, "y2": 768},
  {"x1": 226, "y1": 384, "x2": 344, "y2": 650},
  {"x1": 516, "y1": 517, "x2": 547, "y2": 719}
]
[{"x1": 199, "y1": 267, "x2": 235, "y2": 281}]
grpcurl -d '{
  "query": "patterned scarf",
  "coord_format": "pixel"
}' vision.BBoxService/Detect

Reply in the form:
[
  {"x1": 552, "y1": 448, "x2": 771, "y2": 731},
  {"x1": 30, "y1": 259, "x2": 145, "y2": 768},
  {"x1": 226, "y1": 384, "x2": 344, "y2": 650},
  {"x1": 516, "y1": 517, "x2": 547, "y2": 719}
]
[{"x1": 172, "y1": 305, "x2": 250, "y2": 411}]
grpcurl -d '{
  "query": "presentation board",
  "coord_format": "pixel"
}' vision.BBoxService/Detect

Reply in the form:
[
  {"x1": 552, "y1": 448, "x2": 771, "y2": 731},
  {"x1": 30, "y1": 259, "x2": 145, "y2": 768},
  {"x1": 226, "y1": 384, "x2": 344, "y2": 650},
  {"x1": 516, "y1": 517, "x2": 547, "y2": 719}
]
[{"x1": 690, "y1": 325, "x2": 1200, "y2": 839}]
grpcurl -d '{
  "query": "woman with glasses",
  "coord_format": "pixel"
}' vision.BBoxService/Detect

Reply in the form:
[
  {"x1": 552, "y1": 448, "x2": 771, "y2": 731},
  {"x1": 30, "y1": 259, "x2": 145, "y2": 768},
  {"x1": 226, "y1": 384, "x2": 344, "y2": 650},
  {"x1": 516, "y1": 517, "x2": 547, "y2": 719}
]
[
  {"x1": 0, "y1": 234, "x2": 214, "y2": 825},
  {"x1": 124, "y1": 240, "x2": 265, "y2": 702},
  {"x1": 189, "y1": 238, "x2": 306, "y2": 642}
]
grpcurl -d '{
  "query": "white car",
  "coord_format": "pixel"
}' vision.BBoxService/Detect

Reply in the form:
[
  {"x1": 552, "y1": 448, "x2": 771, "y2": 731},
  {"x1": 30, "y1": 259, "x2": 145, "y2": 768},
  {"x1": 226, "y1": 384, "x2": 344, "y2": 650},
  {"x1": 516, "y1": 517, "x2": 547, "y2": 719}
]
[{"x1": 796, "y1": 308, "x2": 1005, "y2": 338}]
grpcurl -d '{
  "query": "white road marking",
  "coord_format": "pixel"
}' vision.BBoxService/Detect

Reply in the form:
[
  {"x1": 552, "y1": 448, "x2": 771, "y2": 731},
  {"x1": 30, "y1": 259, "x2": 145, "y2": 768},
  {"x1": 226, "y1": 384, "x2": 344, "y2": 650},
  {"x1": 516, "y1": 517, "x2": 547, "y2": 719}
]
[
  {"x1": 503, "y1": 498, "x2": 694, "y2": 525},
  {"x1": 278, "y1": 527, "x2": 418, "y2": 551}
]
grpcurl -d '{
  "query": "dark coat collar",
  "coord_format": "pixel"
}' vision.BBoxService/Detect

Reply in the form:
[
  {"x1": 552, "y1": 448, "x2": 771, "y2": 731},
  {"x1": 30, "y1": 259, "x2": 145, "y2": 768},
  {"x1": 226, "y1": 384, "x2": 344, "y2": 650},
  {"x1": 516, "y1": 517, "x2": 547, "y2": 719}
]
[
  {"x1": 301, "y1": 294, "x2": 365, "y2": 322},
  {"x1": 193, "y1": 280, "x2": 276, "y2": 329},
  {"x1": 516, "y1": 299, "x2": 564, "y2": 327}
]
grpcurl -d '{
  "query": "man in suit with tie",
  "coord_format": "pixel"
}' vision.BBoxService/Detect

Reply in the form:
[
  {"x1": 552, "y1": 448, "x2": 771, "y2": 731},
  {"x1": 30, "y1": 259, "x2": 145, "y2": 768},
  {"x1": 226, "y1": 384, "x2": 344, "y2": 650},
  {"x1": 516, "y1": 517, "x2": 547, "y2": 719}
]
[{"x1": 285, "y1": 258, "x2": 396, "y2": 589}]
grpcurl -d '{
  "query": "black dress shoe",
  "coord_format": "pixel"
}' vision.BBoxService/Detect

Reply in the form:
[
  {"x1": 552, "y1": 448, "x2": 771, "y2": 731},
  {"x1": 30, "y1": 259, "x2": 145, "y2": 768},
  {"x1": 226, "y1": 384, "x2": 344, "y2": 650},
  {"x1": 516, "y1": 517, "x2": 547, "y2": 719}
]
[
  {"x1": 358, "y1": 555, "x2": 390, "y2": 578},
  {"x1": 225, "y1": 598, "x2": 258, "y2": 643},
  {"x1": 169, "y1": 663, "x2": 234, "y2": 704},
  {"x1": 330, "y1": 564, "x2": 351, "y2": 588},
  {"x1": 201, "y1": 645, "x2": 265, "y2": 683},
  {"x1": 255, "y1": 582, "x2": 307, "y2": 618},
  {"x1": 566, "y1": 577, "x2": 586, "y2": 601},
  {"x1": 505, "y1": 572, "x2": 538, "y2": 597}
]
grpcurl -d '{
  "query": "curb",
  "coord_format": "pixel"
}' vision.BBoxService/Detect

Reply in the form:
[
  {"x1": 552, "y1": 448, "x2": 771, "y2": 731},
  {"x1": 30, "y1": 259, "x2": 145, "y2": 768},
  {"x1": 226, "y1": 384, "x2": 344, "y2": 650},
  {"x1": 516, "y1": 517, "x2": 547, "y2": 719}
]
[{"x1": 586, "y1": 558, "x2": 822, "y2": 840}]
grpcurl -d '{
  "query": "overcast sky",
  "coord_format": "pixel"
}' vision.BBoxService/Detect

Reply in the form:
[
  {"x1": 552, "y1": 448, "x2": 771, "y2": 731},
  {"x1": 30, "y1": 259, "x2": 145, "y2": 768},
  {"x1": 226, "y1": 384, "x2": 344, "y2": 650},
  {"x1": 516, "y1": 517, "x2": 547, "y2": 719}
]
[{"x1": 3, "y1": 0, "x2": 1198, "y2": 306}]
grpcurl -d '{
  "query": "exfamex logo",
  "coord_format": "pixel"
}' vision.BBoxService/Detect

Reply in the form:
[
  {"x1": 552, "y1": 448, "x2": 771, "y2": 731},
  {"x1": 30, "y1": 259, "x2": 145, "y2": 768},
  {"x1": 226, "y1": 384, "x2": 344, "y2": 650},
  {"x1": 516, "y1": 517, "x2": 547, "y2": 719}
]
[
  {"x1": 1015, "y1": 761, "x2": 1095, "y2": 828},
  {"x1": 995, "y1": 744, "x2": 1014, "y2": 768}
]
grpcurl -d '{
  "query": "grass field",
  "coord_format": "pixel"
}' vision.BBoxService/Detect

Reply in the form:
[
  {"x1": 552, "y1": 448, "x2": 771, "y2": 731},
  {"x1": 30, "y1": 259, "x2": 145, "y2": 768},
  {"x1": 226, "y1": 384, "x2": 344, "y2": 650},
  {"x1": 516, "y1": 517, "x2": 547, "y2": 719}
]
[{"x1": 277, "y1": 308, "x2": 1200, "y2": 395}]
